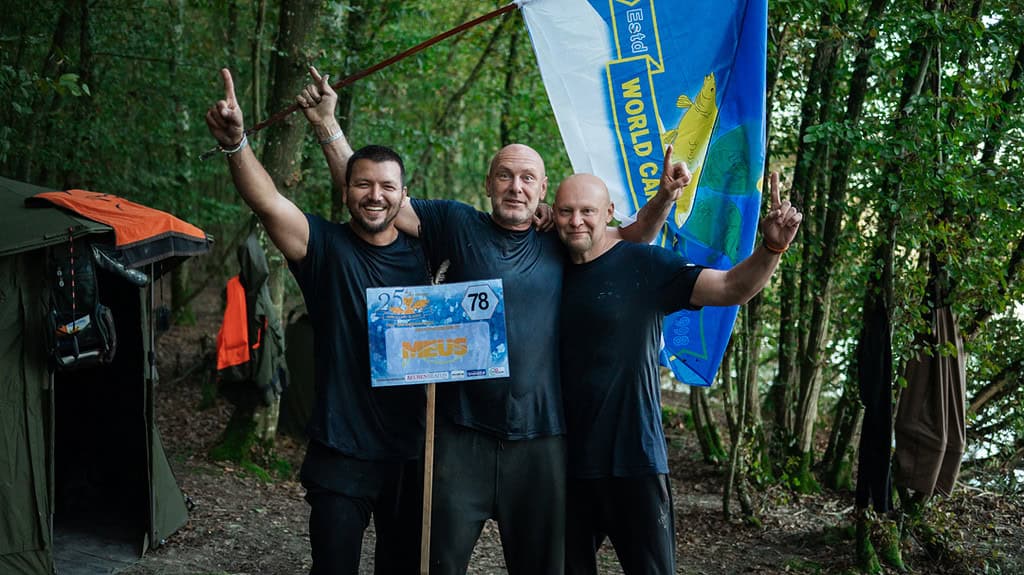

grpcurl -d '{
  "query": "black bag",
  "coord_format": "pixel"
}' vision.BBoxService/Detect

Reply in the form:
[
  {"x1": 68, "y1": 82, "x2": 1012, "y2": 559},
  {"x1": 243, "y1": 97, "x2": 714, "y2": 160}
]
[{"x1": 48, "y1": 239, "x2": 117, "y2": 369}]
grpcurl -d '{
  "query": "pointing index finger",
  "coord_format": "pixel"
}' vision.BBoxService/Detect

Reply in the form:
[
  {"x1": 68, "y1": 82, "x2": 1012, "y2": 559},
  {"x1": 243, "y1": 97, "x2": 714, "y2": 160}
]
[
  {"x1": 663, "y1": 144, "x2": 674, "y2": 175},
  {"x1": 221, "y1": 68, "x2": 237, "y2": 106},
  {"x1": 770, "y1": 172, "x2": 781, "y2": 210}
]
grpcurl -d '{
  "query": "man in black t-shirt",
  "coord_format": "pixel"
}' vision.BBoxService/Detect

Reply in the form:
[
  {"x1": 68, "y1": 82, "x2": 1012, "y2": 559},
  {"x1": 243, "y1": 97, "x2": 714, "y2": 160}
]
[
  {"x1": 297, "y1": 67, "x2": 690, "y2": 573},
  {"x1": 207, "y1": 69, "x2": 428, "y2": 575},
  {"x1": 554, "y1": 173, "x2": 802, "y2": 574}
]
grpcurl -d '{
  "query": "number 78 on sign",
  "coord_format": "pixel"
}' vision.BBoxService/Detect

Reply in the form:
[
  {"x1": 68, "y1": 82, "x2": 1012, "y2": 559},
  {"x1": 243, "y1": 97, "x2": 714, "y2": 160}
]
[{"x1": 366, "y1": 279, "x2": 510, "y2": 387}]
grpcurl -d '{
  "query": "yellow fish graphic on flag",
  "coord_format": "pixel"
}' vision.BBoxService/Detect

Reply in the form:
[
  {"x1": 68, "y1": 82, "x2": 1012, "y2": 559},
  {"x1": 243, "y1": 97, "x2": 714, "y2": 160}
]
[{"x1": 661, "y1": 73, "x2": 719, "y2": 227}]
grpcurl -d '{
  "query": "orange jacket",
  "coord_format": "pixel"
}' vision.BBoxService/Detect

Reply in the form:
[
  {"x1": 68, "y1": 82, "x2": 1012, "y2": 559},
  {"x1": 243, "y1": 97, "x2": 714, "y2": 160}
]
[{"x1": 216, "y1": 276, "x2": 249, "y2": 370}]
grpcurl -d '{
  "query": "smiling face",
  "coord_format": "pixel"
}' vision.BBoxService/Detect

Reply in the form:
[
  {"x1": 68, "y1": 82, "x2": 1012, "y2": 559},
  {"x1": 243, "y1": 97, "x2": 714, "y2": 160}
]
[
  {"x1": 554, "y1": 174, "x2": 615, "y2": 263},
  {"x1": 345, "y1": 158, "x2": 406, "y2": 244},
  {"x1": 485, "y1": 144, "x2": 548, "y2": 231}
]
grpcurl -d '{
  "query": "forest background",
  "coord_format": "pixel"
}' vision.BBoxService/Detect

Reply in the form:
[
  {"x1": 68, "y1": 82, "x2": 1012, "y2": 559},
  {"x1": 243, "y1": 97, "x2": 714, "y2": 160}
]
[{"x1": 1, "y1": 0, "x2": 1022, "y2": 571}]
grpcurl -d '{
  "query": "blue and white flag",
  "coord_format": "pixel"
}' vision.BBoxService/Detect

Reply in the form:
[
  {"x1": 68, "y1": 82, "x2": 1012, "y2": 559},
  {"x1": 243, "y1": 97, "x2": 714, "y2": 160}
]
[{"x1": 521, "y1": 0, "x2": 767, "y2": 386}]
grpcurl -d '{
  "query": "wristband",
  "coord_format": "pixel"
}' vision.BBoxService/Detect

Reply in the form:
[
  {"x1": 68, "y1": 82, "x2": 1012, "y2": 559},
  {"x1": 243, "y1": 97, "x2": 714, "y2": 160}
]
[
  {"x1": 219, "y1": 133, "x2": 248, "y2": 156},
  {"x1": 762, "y1": 241, "x2": 788, "y2": 254},
  {"x1": 319, "y1": 131, "x2": 344, "y2": 146}
]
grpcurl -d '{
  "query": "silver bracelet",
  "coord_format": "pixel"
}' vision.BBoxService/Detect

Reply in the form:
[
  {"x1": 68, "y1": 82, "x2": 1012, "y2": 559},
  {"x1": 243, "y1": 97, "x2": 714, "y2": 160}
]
[
  {"x1": 319, "y1": 131, "x2": 344, "y2": 146},
  {"x1": 219, "y1": 133, "x2": 249, "y2": 156}
]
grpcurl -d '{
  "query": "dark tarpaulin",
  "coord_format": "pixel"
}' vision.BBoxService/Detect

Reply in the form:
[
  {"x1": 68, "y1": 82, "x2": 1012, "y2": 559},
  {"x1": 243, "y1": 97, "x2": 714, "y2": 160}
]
[
  {"x1": 855, "y1": 290, "x2": 894, "y2": 513},
  {"x1": 894, "y1": 305, "x2": 967, "y2": 496}
]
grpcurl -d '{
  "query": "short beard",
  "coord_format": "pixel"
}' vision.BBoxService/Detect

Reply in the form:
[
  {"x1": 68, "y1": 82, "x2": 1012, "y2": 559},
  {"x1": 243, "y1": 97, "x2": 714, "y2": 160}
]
[
  {"x1": 565, "y1": 236, "x2": 593, "y2": 255},
  {"x1": 492, "y1": 208, "x2": 532, "y2": 229},
  {"x1": 350, "y1": 209, "x2": 398, "y2": 235}
]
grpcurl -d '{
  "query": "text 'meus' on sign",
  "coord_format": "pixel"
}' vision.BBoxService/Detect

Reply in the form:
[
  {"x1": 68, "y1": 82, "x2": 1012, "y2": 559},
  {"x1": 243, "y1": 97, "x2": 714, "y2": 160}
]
[{"x1": 366, "y1": 279, "x2": 509, "y2": 387}]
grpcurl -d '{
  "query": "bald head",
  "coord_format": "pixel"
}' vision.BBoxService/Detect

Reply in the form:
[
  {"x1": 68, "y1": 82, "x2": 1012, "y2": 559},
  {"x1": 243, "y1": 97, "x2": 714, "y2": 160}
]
[
  {"x1": 485, "y1": 143, "x2": 548, "y2": 231},
  {"x1": 555, "y1": 174, "x2": 610, "y2": 207},
  {"x1": 554, "y1": 173, "x2": 616, "y2": 263},
  {"x1": 488, "y1": 144, "x2": 546, "y2": 180}
]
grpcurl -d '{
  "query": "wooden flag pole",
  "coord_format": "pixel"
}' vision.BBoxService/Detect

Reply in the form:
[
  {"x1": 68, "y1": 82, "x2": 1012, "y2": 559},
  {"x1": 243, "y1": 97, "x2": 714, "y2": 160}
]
[{"x1": 420, "y1": 382, "x2": 437, "y2": 575}]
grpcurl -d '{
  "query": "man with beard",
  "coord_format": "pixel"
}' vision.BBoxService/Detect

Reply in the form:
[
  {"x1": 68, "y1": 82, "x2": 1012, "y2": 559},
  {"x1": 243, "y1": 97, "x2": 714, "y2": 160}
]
[
  {"x1": 553, "y1": 172, "x2": 801, "y2": 574},
  {"x1": 296, "y1": 67, "x2": 688, "y2": 574},
  {"x1": 207, "y1": 68, "x2": 427, "y2": 574}
]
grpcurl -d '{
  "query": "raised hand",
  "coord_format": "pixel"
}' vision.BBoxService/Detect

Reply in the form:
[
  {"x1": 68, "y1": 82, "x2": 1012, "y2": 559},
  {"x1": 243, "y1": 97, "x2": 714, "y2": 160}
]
[
  {"x1": 296, "y1": 66, "x2": 338, "y2": 126},
  {"x1": 658, "y1": 144, "x2": 691, "y2": 202},
  {"x1": 759, "y1": 172, "x2": 802, "y2": 251},
  {"x1": 205, "y1": 68, "x2": 245, "y2": 147},
  {"x1": 533, "y1": 201, "x2": 554, "y2": 232}
]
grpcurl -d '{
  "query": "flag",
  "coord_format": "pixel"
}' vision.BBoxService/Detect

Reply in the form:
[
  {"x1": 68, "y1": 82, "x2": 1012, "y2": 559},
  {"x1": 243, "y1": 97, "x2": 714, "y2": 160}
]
[{"x1": 521, "y1": 0, "x2": 767, "y2": 386}]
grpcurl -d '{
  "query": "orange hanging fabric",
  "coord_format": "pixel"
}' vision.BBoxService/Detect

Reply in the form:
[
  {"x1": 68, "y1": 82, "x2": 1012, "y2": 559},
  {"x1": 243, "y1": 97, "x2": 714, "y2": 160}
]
[{"x1": 216, "y1": 275, "x2": 250, "y2": 370}]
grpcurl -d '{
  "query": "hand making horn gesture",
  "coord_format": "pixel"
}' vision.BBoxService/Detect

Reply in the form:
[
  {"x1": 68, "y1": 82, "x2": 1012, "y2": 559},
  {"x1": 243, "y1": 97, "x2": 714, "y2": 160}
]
[
  {"x1": 658, "y1": 144, "x2": 692, "y2": 201},
  {"x1": 759, "y1": 172, "x2": 803, "y2": 253},
  {"x1": 205, "y1": 68, "x2": 245, "y2": 149}
]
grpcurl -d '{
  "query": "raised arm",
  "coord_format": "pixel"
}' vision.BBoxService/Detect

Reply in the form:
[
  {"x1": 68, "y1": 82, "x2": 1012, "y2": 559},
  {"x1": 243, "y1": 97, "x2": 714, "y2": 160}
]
[
  {"x1": 297, "y1": 66, "x2": 353, "y2": 201},
  {"x1": 690, "y1": 172, "x2": 802, "y2": 306},
  {"x1": 298, "y1": 66, "x2": 421, "y2": 237},
  {"x1": 206, "y1": 68, "x2": 309, "y2": 261},
  {"x1": 617, "y1": 144, "x2": 690, "y2": 243}
]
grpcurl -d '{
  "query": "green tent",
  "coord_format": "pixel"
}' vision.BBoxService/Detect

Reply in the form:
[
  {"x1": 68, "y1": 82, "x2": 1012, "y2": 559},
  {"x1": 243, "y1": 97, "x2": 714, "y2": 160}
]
[{"x1": 0, "y1": 176, "x2": 206, "y2": 574}]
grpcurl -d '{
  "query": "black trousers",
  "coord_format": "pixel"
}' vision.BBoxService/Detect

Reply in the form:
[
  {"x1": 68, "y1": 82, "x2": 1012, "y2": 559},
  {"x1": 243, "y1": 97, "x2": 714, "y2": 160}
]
[
  {"x1": 565, "y1": 474, "x2": 676, "y2": 575},
  {"x1": 429, "y1": 418, "x2": 567, "y2": 575},
  {"x1": 302, "y1": 441, "x2": 422, "y2": 575}
]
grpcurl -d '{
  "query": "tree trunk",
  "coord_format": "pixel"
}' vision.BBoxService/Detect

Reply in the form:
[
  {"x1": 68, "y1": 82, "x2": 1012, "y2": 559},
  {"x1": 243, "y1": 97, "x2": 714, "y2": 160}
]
[
  {"x1": 793, "y1": 0, "x2": 889, "y2": 482},
  {"x1": 823, "y1": 383, "x2": 864, "y2": 490},
  {"x1": 251, "y1": 0, "x2": 267, "y2": 120},
  {"x1": 19, "y1": 0, "x2": 76, "y2": 182},
  {"x1": 772, "y1": 9, "x2": 840, "y2": 443},
  {"x1": 499, "y1": 23, "x2": 522, "y2": 147},
  {"x1": 725, "y1": 318, "x2": 758, "y2": 522},
  {"x1": 168, "y1": 0, "x2": 195, "y2": 325},
  {"x1": 691, "y1": 386, "x2": 725, "y2": 465}
]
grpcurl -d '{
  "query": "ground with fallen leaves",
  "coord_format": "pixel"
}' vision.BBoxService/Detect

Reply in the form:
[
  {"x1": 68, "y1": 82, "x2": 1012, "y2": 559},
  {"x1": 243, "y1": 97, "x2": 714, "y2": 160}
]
[{"x1": 117, "y1": 288, "x2": 1023, "y2": 575}]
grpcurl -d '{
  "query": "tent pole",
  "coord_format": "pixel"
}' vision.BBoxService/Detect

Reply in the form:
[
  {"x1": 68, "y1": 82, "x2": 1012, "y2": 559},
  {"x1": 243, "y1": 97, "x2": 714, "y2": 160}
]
[
  {"x1": 48, "y1": 370, "x2": 55, "y2": 554},
  {"x1": 147, "y1": 264, "x2": 157, "y2": 549}
]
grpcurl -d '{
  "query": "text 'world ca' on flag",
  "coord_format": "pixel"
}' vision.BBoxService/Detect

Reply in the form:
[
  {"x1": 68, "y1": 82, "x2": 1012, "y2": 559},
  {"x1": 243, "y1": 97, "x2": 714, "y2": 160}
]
[{"x1": 520, "y1": 0, "x2": 767, "y2": 386}]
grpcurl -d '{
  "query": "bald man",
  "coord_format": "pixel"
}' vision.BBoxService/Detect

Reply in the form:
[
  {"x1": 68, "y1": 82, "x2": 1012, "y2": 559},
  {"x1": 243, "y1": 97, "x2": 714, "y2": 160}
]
[
  {"x1": 554, "y1": 173, "x2": 802, "y2": 574},
  {"x1": 297, "y1": 67, "x2": 692, "y2": 574},
  {"x1": 398, "y1": 145, "x2": 690, "y2": 575}
]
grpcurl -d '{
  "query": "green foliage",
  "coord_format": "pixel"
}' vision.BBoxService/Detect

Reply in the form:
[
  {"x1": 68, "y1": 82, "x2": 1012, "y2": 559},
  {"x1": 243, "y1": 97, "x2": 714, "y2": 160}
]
[{"x1": 778, "y1": 453, "x2": 821, "y2": 494}]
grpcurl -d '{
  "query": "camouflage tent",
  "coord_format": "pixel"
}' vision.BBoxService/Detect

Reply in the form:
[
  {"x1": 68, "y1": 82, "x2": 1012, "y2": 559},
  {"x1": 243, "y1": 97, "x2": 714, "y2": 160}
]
[{"x1": 0, "y1": 176, "x2": 208, "y2": 574}]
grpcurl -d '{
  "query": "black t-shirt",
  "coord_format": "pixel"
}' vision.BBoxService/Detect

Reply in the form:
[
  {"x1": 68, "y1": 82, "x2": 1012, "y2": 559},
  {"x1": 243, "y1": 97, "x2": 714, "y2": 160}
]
[
  {"x1": 560, "y1": 241, "x2": 704, "y2": 478},
  {"x1": 411, "y1": 199, "x2": 565, "y2": 439},
  {"x1": 288, "y1": 214, "x2": 429, "y2": 462}
]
